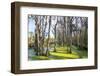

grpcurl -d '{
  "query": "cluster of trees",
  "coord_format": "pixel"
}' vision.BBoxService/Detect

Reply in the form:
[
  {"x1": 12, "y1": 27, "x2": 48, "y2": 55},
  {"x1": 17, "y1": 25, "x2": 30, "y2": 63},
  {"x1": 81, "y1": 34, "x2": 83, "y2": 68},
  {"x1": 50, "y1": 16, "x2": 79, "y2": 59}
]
[{"x1": 28, "y1": 15, "x2": 88, "y2": 56}]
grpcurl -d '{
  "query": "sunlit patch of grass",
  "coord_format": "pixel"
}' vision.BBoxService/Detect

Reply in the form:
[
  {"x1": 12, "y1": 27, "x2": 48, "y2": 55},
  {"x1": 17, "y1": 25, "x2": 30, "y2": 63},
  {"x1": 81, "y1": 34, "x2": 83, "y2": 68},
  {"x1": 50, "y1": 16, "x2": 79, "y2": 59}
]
[
  {"x1": 50, "y1": 52, "x2": 79, "y2": 59},
  {"x1": 56, "y1": 47, "x2": 67, "y2": 51},
  {"x1": 32, "y1": 56, "x2": 49, "y2": 60}
]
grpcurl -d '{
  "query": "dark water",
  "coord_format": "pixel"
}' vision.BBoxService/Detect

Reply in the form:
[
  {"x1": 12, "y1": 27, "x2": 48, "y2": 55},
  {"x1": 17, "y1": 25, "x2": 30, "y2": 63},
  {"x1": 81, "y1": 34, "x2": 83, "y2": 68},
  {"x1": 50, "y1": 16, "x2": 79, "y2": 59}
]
[
  {"x1": 28, "y1": 48, "x2": 36, "y2": 60},
  {"x1": 28, "y1": 48, "x2": 54, "y2": 60}
]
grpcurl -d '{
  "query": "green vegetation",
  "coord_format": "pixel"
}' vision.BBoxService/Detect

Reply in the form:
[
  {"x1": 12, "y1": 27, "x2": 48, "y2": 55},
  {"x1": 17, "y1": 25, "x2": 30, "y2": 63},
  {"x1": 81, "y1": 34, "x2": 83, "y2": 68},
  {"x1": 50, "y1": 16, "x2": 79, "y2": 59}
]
[{"x1": 31, "y1": 46, "x2": 87, "y2": 60}]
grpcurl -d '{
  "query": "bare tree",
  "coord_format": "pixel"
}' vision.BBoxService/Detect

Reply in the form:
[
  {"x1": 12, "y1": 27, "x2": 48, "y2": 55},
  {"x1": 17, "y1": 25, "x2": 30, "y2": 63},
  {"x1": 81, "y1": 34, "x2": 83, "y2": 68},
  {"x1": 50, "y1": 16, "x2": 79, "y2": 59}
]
[
  {"x1": 46, "y1": 16, "x2": 51, "y2": 56},
  {"x1": 34, "y1": 16, "x2": 40, "y2": 55}
]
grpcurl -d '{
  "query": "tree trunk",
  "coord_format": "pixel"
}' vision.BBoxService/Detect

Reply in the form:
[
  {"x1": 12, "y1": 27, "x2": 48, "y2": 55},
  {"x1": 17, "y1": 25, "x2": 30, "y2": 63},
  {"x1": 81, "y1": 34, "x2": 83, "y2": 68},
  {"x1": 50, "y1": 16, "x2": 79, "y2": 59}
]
[
  {"x1": 34, "y1": 16, "x2": 40, "y2": 56},
  {"x1": 35, "y1": 27, "x2": 40, "y2": 56},
  {"x1": 46, "y1": 16, "x2": 51, "y2": 56},
  {"x1": 41, "y1": 16, "x2": 47, "y2": 55},
  {"x1": 64, "y1": 17, "x2": 68, "y2": 51},
  {"x1": 54, "y1": 24, "x2": 57, "y2": 52}
]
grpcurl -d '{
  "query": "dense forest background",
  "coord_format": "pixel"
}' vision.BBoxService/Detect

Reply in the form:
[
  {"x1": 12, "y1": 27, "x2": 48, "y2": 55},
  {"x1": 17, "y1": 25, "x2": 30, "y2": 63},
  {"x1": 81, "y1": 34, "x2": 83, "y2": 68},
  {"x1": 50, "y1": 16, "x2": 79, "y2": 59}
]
[{"x1": 28, "y1": 15, "x2": 88, "y2": 60}]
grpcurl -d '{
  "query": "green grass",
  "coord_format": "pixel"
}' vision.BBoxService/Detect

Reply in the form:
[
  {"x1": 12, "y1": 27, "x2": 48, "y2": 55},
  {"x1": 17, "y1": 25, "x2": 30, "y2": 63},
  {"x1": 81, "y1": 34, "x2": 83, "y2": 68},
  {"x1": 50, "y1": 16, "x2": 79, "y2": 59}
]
[
  {"x1": 50, "y1": 52, "x2": 79, "y2": 59},
  {"x1": 71, "y1": 45, "x2": 88, "y2": 58},
  {"x1": 32, "y1": 56, "x2": 49, "y2": 60},
  {"x1": 31, "y1": 46, "x2": 88, "y2": 60}
]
